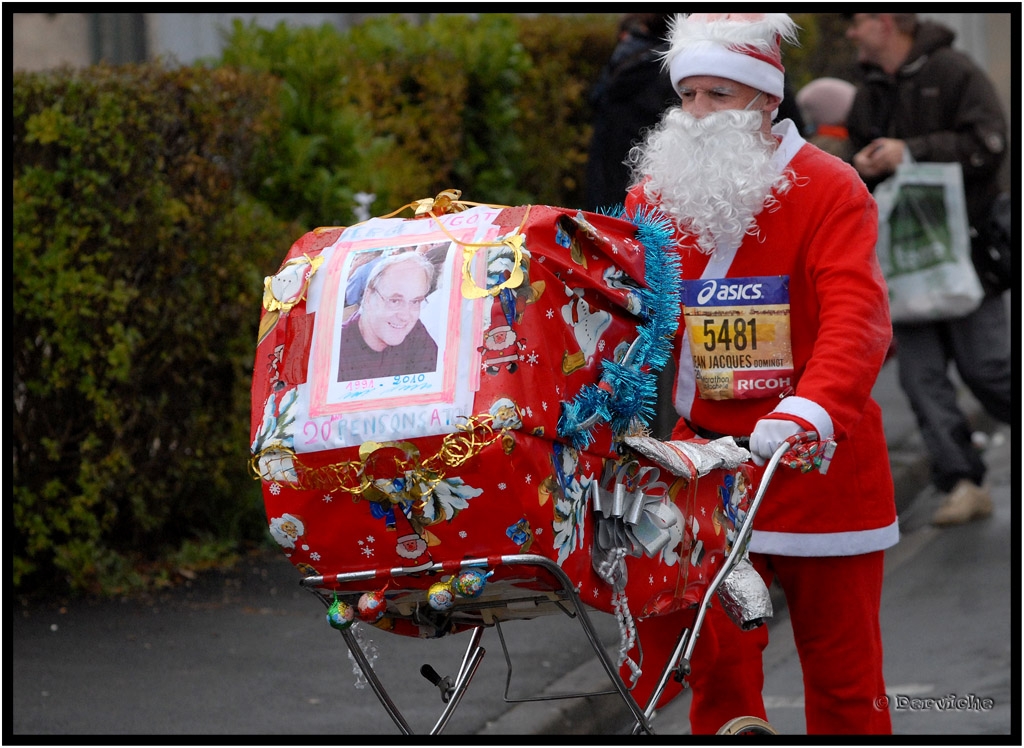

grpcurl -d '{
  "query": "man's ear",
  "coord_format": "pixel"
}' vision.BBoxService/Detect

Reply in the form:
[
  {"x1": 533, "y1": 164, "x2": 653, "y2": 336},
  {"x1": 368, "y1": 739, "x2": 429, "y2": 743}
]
[{"x1": 762, "y1": 93, "x2": 783, "y2": 113}]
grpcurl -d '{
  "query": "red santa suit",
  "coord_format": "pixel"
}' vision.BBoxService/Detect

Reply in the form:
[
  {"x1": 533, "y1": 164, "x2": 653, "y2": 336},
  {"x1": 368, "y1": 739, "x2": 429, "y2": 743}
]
[{"x1": 623, "y1": 120, "x2": 897, "y2": 734}]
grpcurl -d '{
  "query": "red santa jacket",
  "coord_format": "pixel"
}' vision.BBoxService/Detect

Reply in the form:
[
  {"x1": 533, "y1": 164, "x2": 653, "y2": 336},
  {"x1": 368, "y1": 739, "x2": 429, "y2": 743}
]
[{"x1": 626, "y1": 122, "x2": 898, "y2": 557}]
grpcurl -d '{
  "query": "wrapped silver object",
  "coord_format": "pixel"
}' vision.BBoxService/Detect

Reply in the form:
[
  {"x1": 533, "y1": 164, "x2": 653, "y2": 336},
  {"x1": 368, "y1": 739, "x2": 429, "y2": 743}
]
[
  {"x1": 624, "y1": 435, "x2": 750, "y2": 480},
  {"x1": 716, "y1": 554, "x2": 773, "y2": 630}
]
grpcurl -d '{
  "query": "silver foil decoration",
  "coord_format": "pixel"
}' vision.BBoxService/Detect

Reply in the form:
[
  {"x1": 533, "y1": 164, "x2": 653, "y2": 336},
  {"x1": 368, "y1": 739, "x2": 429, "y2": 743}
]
[
  {"x1": 624, "y1": 435, "x2": 750, "y2": 480},
  {"x1": 716, "y1": 553, "x2": 773, "y2": 630}
]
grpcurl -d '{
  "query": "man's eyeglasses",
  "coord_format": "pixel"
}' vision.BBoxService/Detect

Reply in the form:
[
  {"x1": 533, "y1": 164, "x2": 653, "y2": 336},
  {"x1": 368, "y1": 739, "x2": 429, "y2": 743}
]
[{"x1": 370, "y1": 286, "x2": 427, "y2": 312}]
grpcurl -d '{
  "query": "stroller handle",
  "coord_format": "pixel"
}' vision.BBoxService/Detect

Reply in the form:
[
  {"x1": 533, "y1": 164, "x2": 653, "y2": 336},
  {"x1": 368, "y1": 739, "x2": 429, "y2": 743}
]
[
  {"x1": 680, "y1": 430, "x2": 821, "y2": 665},
  {"x1": 634, "y1": 430, "x2": 827, "y2": 728}
]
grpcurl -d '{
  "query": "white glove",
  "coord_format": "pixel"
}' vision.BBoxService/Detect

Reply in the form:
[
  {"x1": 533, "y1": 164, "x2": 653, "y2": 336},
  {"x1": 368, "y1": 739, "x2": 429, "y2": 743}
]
[{"x1": 749, "y1": 418, "x2": 804, "y2": 467}]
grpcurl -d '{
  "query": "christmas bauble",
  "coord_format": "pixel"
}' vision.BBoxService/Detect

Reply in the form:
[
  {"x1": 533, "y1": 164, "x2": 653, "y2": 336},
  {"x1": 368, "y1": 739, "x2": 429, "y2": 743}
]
[
  {"x1": 326, "y1": 598, "x2": 355, "y2": 630},
  {"x1": 357, "y1": 589, "x2": 388, "y2": 622},
  {"x1": 427, "y1": 581, "x2": 455, "y2": 611},
  {"x1": 452, "y1": 569, "x2": 493, "y2": 598}
]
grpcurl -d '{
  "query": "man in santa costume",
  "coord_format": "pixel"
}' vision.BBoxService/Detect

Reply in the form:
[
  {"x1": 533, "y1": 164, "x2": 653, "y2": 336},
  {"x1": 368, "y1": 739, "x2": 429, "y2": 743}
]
[{"x1": 621, "y1": 13, "x2": 897, "y2": 734}]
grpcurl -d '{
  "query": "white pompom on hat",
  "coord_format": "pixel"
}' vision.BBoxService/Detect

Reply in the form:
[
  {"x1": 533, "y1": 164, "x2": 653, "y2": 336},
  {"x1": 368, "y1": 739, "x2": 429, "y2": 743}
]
[{"x1": 664, "y1": 13, "x2": 800, "y2": 100}]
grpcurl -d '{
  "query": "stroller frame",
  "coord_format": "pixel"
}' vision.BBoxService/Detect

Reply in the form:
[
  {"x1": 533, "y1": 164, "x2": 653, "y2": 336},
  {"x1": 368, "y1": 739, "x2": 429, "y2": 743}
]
[{"x1": 298, "y1": 435, "x2": 817, "y2": 735}]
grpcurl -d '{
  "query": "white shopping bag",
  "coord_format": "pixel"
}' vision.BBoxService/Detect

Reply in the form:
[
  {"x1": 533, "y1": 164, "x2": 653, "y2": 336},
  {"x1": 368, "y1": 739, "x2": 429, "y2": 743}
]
[{"x1": 873, "y1": 160, "x2": 984, "y2": 323}]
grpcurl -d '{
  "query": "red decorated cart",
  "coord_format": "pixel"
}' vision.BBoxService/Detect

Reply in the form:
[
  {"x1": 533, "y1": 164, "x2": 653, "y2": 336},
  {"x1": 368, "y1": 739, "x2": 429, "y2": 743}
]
[{"x1": 250, "y1": 193, "x2": 823, "y2": 734}]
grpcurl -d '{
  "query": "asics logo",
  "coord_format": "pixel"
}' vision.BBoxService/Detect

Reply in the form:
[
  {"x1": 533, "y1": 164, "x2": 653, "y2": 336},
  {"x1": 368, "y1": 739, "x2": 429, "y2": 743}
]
[{"x1": 696, "y1": 280, "x2": 765, "y2": 305}]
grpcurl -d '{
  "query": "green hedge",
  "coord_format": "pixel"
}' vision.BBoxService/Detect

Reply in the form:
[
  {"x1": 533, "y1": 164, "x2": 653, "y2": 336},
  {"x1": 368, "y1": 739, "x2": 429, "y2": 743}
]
[
  {"x1": 13, "y1": 64, "x2": 297, "y2": 595},
  {"x1": 215, "y1": 11, "x2": 827, "y2": 226},
  {"x1": 218, "y1": 13, "x2": 620, "y2": 224}
]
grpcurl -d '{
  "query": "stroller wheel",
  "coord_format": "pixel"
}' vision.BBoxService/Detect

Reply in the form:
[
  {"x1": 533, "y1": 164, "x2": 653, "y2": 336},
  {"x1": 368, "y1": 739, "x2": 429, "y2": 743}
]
[{"x1": 716, "y1": 716, "x2": 778, "y2": 735}]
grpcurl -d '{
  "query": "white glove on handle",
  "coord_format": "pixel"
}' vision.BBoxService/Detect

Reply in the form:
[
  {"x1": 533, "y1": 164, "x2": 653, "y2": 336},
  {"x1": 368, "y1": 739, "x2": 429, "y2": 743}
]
[{"x1": 749, "y1": 418, "x2": 805, "y2": 467}]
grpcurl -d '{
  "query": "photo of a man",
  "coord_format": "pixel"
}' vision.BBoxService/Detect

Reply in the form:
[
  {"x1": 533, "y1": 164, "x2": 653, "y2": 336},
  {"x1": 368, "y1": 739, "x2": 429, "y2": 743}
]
[{"x1": 337, "y1": 251, "x2": 439, "y2": 381}]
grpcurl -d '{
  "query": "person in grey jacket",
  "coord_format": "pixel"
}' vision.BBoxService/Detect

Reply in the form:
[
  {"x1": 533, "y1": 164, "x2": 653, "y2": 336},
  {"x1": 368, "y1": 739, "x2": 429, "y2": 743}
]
[{"x1": 845, "y1": 13, "x2": 1010, "y2": 527}]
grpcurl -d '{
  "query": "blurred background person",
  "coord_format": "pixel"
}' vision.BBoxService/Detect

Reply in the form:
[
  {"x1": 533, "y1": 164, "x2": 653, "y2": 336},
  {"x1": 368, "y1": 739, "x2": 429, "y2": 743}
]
[
  {"x1": 584, "y1": 13, "x2": 677, "y2": 213},
  {"x1": 796, "y1": 76, "x2": 856, "y2": 160},
  {"x1": 845, "y1": 12, "x2": 1011, "y2": 528}
]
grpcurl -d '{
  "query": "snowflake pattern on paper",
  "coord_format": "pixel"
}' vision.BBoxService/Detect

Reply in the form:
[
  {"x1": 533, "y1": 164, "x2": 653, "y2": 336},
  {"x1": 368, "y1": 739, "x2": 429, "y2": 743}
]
[{"x1": 551, "y1": 444, "x2": 592, "y2": 566}]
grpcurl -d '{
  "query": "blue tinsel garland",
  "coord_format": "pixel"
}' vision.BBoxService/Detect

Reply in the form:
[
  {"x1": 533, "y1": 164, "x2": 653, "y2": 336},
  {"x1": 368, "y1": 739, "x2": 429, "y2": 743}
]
[{"x1": 556, "y1": 206, "x2": 681, "y2": 450}]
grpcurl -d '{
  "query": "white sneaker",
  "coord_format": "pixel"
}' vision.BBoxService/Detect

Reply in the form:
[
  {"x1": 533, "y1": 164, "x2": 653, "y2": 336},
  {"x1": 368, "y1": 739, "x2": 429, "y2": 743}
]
[{"x1": 931, "y1": 480, "x2": 994, "y2": 527}]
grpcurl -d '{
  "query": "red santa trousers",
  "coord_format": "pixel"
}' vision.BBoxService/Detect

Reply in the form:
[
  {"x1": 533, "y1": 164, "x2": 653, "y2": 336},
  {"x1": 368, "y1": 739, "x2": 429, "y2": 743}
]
[{"x1": 626, "y1": 550, "x2": 892, "y2": 734}]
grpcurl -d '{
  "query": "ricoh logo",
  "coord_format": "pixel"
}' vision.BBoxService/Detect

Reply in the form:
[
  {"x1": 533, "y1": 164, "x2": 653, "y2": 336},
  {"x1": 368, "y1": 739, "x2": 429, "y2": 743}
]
[
  {"x1": 696, "y1": 280, "x2": 764, "y2": 305},
  {"x1": 737, "y1": 377, "x2": 792, "y2": 392}
]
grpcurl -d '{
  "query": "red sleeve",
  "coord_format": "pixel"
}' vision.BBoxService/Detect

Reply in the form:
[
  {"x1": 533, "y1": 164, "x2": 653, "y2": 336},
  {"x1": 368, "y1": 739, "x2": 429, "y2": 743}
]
[{"x1": 791, "y1": 154, "x2": 892, "y2": 442}]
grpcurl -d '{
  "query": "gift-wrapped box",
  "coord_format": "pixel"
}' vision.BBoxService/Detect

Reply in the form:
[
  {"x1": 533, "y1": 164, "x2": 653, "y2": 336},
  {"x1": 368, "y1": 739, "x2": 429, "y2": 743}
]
[{"x1": 250, "y1": 196, "x2": 753, "y2": 638}]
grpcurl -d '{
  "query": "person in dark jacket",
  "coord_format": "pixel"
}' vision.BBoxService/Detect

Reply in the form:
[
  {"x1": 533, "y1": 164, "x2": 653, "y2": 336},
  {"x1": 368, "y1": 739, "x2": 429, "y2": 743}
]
[
  {"x1": 584, "y1": 14, "x2": 678, "y2": 212},
  {"x1": 845, "y1": 13, "x2": 1010, "y2": 527}
]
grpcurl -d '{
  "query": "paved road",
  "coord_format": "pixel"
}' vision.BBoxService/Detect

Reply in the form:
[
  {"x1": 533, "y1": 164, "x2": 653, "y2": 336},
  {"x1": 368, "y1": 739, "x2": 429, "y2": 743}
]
[{"x1": 11, "y1": 355, "x2": 1014, "y2": 739}]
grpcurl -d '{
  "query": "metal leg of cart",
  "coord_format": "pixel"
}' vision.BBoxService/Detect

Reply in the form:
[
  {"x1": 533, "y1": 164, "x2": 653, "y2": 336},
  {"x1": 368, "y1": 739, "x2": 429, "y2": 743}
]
[
  {"x1": 339, "y1": 625, "x2": 414, "y2": 735},
  {"x1": 425, "y1": 625, "x2": 487, "y2": 735},
  {"x1": 493, "y1": 554, "x2": 655, "y2": 735},
  {"x1": 343, "y1": 622, "x2": 487, "y2": 735},
  {"x1": 304, "y1": 553, "x2": 655, "y2": 735}
]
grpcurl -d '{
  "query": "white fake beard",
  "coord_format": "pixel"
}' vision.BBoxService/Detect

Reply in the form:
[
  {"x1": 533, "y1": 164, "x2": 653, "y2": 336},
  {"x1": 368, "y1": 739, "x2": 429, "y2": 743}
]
[{"x1": 628, "y1": 107, "x2": 792, "y2": 254}]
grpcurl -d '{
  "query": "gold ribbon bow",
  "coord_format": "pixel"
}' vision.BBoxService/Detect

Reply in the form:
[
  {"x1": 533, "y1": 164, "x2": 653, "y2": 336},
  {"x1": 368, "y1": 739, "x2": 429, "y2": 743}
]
[{"x1": 413, "y1": 189, "x2": 469, "y2": 217}]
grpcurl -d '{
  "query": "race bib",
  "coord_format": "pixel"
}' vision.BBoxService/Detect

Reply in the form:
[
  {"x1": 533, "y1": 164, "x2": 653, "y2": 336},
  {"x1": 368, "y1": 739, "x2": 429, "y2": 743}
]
[{"x1": 681, "y1": 276, "x2": 795, "y2": 400}]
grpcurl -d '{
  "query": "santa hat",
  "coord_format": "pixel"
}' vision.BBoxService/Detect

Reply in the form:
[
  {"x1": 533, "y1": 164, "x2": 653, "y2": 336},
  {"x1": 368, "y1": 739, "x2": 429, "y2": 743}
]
[{"x1": 664, "y1": 13, "x2": 799, "y2": 100}]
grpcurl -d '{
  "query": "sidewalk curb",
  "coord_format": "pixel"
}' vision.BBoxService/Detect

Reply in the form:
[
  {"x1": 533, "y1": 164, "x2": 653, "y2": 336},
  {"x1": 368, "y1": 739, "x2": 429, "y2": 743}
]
[{"x1": 485, "y1": 405, "x2": 995, "y2": 736}]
